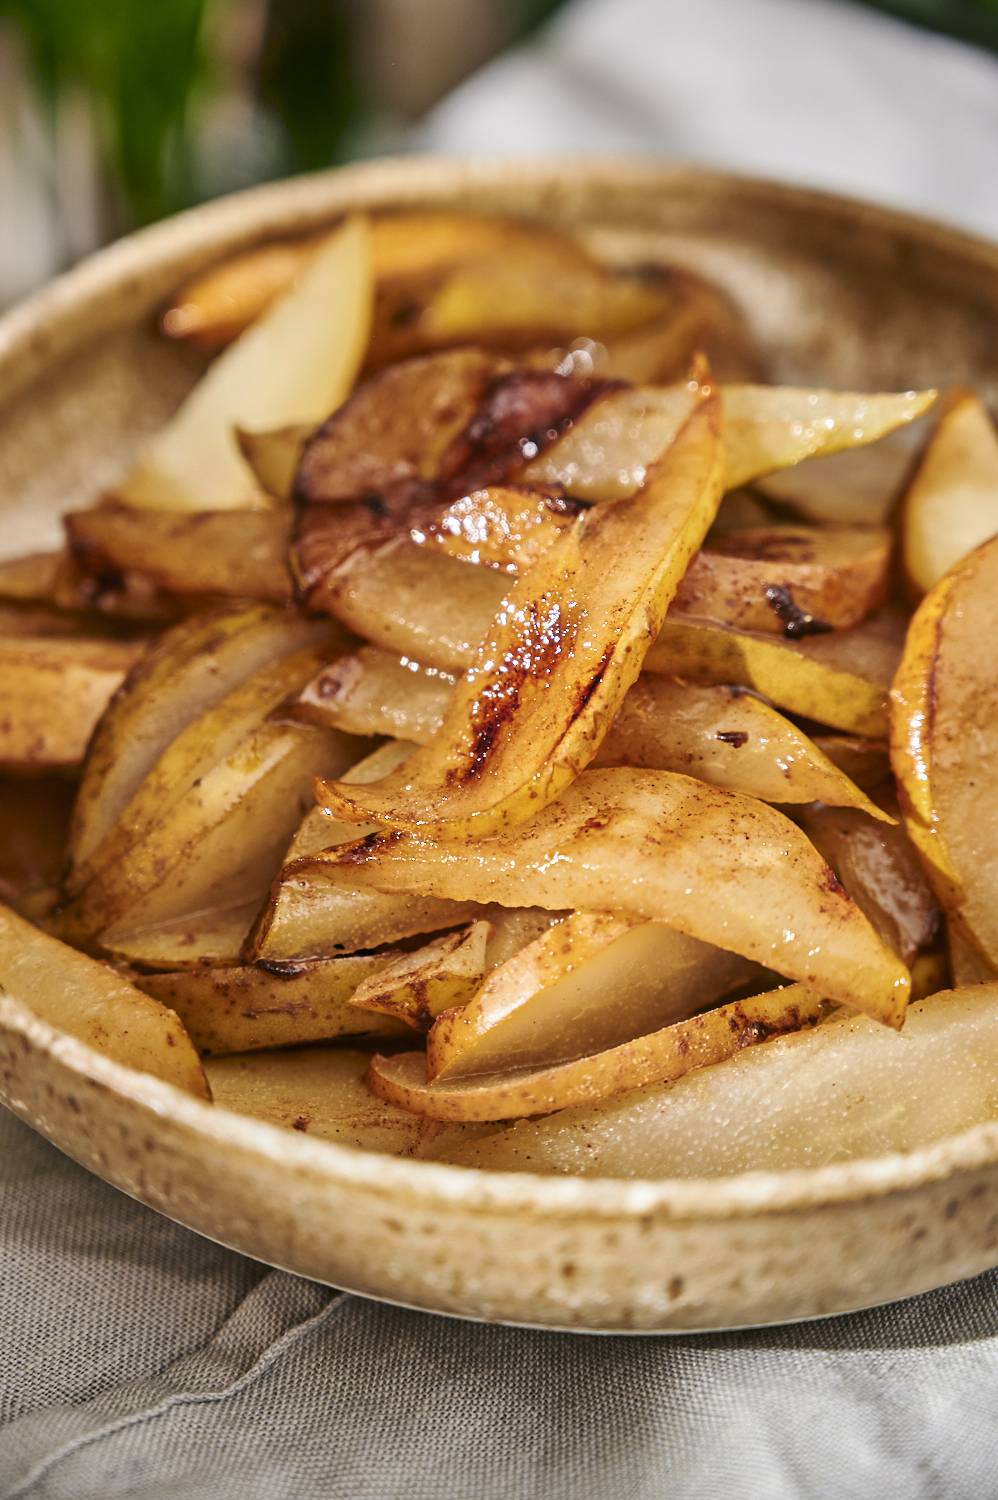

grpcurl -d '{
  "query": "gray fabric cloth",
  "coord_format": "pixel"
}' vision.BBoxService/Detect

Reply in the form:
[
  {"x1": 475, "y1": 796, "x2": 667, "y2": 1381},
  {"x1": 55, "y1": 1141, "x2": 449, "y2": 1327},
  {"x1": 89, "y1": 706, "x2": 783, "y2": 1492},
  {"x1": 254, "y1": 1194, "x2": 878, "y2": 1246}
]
[
  {"x1": 418, "y1": 0, "x2": 998, "y2": 240},
  {"x1": 2, "y1": 1106, "x2": 997, "y2": 1498}
]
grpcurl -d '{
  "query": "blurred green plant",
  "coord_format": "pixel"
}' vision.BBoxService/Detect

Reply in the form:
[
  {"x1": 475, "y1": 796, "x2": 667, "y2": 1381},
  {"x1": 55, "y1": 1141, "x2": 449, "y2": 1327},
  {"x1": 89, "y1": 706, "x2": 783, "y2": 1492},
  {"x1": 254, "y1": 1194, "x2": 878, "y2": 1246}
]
[
  {"x1": 865, "y1": 0, "x2": 998, "y2": 50},
  {"x1": 1, "y1": 0, "x2": 993, "y2": 241},
  {"x1": 257, "y1": 0, "x2": 362, "y2": 172},
  {"x1": 0, "y1": 0, "x2": 211, "y2": 226}
]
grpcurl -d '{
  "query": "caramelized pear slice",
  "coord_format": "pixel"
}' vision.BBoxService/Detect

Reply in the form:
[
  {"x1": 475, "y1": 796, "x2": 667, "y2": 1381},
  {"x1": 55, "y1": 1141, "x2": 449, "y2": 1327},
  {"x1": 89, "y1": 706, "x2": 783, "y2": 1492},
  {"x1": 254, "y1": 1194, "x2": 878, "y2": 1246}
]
[
  {"x1": 521, "y1": 384, "x2": 934, "y2": 500},
  {"x1": 0, "y1": 903, "x2": 207, "y2": 1097},
  {"x1": 249, "y1": 740, "x2": 476, "y2": 962},
  {"x1": 368, "y1": 986, "x2": 820, "y2": 1123},
  {"x1": 426, "y1": 911, "x2": 760, "y2": 1081},
  {"x1": 302, "y1": 767, "x2": 911, "y2": 1025},
  {"x1": 296, "y1": 649, "x2": 888, "y2": 820},
  {"x1": 348, "y1": 921, "x2": 492, "y2": 1030},
  {"x1": 437, "y1": 988, "x2": 998, "y2": 1175},
  {"x1": 891, "y1": 531, "x2": 998, "y2": 970},
  {"x1": 901, "y1": 390, "x2": 998, "y2": 596},
  {"x1": 118, "y1": 217, "x2": 372, "y2": 511},
  {"x1": 139, "y1": 952, "x2": 406, "y2": 1055},
  {"x1": 317, "y1": 388, "x2": 720, "y2": 835}
]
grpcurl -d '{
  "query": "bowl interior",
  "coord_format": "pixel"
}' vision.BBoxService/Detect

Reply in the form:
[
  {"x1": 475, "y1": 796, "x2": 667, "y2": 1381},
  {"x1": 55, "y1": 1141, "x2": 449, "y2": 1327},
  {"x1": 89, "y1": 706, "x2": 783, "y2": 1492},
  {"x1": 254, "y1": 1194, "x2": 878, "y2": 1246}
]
[
  {"x1": 3, "y1": 160, "x2": 998, "y2": 1329},
  {"x1": 2, "y1": 158, "x2": 996, "y2": 565},
  {"x1": 2, "y1": 155, "x2": 997, "y2": 1176}
]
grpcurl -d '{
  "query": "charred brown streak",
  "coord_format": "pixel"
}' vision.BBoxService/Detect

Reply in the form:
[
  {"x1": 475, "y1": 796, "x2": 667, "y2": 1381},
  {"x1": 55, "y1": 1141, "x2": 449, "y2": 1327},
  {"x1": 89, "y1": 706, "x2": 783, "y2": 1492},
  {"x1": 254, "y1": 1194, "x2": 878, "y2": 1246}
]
[
  {"x1": 439, "y1": 372, "x2": 621, "y2": 495},
  {"x1": 291, "y1": 481, "x2": 438, "y2": 600},
  {"x1": 337, "y1": 829, "x2": 403, "y2": 865},
  {"x1": 715, "y1": 730, "x2": 749, "y2": 748},
  {"x1": 764, "y1": 584, "x2": 833, "y2": 639},
  {"x1": 453, "y1": 597, "x2": 575, "y2": 783},
  {"x1": 818, "y1": 865, "x2": 848, "y2": 898},
  {"x1": 457, "y1": 694, "x2": 522, "y2": 784},
  {"x1": 256, "y1": 959, "x2": 311, "y2": 978},
  {"x1": 571, "y1": 646, "x2": 614, "y2": 721}
]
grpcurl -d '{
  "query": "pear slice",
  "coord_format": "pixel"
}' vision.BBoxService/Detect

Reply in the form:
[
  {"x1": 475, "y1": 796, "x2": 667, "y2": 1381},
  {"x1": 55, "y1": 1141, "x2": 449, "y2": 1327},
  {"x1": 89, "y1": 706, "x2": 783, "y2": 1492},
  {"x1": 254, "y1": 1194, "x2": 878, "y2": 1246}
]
[
  {"x1": 102, "y1": 902, "x2": 261, "y2": 971},
  {"x1": 0, "y1": 635, "x2": 142, "y2": 771},
  {"x1": 368, "y1": 985, "x2": 819, "y2": 1123},
  {"x1": 426, "y1": 911, "x2": 760, "y2": 1082},
  {"x1": 673, "y1": 524, "x2": 891, "y2": 634},
  {"x1": 348, "y1": 921, "x2": 492, "y2": 1030},
  {"x1": 139, "y1": 952, "x2": 406, "y2": 1056},
  {"x1": 296, "y1": 648, "x2": 888, "y2": 820},
  {"x1": 302, "y1": 766, "x2": 911, "y2": 1025},
  {"x1": 891, "y1": 531, "x2": 998, "y2": 970},
  {"x1": 116, "y1": 217, "x2": 372, "y2": 511},
  {"x1": 205, "y1": 1046, "x2": 478, "y2": 1157},
  {"x1": 435, "y1": 987, "x2": 998, "y2": 1175},
  {"x1": 236, "y1": 424, "x2": 310, "y2": 501},
  {"x1": 65, "y1": 504, "x2": 292, "y2": 602},
  {"x1": 309, "y1": 538, "x2": 903, "y2": 739},
  {"x1": 249, "y1": 740, "x2": 477, "y2": 962},
  {"x1": 67, "y1": 643, "x2": 334, "y2": 922},
  {"x1": 0, "y1": 903, "x2": 207, "y2": 1097},
  {"x1": 521, "y1": 384, "x2": 934, "y2": 500},
  {"x1": 901, "y1": 390, "x2": 998, "y2": 596},
  {"x1": 797, "y1": 801, "x2": 938, "y2": 964},
  {"x1": 63, "y1": 718, "x2": 358, "y2": 948},
  {"x1": 316, "y1": 388, "x2": 720, "y2": 836},
  {"x1": 648, "y1": 607, "x2": 906, "y2": 737},
  {"x1": 67, "y1": 604, "x2": 344, "y2": 888},
  {"x1": 160, "y1": 213, "x2": 601, "y2": 350}
]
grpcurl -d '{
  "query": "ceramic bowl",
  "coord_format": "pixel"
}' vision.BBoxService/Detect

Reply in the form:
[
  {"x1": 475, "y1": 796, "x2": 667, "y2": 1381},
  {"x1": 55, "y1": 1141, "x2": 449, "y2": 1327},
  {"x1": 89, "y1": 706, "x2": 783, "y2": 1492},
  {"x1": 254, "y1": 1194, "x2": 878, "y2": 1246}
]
[{"x1": 1, "y1": 158, "x2": 996, "y2": 1331}]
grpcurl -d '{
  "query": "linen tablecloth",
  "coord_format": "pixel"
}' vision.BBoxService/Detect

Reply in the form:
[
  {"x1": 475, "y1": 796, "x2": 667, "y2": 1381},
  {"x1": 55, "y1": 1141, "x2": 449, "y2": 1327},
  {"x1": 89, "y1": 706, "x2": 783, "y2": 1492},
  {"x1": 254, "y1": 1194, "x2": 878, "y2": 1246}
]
[
  {"x1": 4, "y1": 0, "x2": 998, "y2": 1493},
  {"x1": 2, "y1": 1108, "x2": 997, "y2": 1498}
]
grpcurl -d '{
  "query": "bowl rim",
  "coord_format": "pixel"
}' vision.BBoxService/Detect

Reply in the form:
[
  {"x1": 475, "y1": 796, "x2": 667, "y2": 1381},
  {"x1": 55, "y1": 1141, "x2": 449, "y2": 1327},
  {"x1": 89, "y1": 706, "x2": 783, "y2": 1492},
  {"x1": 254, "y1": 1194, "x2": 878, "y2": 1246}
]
[
  {"x1": 5, "y1": 989, "x2": 998, "y2": 1223},
  {"x1": 2, "y1": 155, "x2": 997, "y2": 1222},
  {"x1": 3, "y1": 154, "x2": 998, "y2": 403}
]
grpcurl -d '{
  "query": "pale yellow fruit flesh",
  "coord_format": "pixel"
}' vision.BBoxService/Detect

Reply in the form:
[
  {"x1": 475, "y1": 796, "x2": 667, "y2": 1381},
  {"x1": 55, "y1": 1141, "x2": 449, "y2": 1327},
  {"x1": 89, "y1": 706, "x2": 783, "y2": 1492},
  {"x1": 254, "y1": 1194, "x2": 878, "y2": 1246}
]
[
  {"x1": 797, "y1": 802, "x2": 938, "y2": 964},
  {"x1": 890, "y1": 532, "x2": 998, "y2": 970},
  {"x1": 103, "y1": 902, "x2": 261, "y2": 971},
  {"x1": 757, "y1": 421, "x2": 929, "y2": 525},
  {"x1": 435, "y1": 988, "x2": 998, "y2": 1176},
  {"x1": 901, "y1": 390, "x2": 998, "y2": 596},
  {"x1": 0, "y1": 902, "x2": 208, "y2": 1097},
  {"x1": 368, "y1": 985, "x2": 821, "y2": 1122},
  {"x1": 117, "y1": 217, "x2": 372, "y2": 511},
  {"x1": 206, "y1": 1046, "x2": 470, "y2": 1157},
  {"x1": 302, "y1": 767, "x2": 911, "y2": 1024},
  {"x1": 294, "y1": 649, "x2": 458, "y2": 744},
  {"x1": 426, "y1": 912, "x2": 760, "y2": 1081},
  {"x1": 521, "y1": 384, "x2": 934, "y2": 500},
  {"x1": 809, "y1": 735, "x2": 891, "y2": 792}
]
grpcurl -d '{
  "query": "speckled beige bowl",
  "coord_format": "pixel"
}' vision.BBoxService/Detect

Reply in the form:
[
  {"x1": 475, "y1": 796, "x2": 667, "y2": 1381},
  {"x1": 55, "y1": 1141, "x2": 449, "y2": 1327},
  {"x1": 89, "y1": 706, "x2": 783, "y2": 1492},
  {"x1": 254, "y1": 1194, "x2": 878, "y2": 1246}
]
[{"x1": 1, "y1": 159, "x2": 996, "y2": 1331}]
